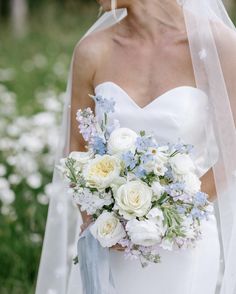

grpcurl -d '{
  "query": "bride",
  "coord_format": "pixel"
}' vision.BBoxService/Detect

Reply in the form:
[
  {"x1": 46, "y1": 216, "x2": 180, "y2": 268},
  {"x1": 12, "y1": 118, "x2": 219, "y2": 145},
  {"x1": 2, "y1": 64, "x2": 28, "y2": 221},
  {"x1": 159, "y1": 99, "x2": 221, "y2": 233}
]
[{"x1": 36, "y1": 0, "x2": 236, "y2": 294}]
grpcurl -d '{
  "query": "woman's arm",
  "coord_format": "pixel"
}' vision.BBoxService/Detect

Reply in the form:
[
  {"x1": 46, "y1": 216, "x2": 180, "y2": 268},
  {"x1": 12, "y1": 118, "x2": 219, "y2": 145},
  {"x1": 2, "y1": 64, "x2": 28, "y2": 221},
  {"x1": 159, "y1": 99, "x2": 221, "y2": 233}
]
[
  {"x1": 201, "y1": 168, "x2": 217, "y2": 203},
  {"x1": 69, "y1": 40, "x2": 97, "y2": 229}
]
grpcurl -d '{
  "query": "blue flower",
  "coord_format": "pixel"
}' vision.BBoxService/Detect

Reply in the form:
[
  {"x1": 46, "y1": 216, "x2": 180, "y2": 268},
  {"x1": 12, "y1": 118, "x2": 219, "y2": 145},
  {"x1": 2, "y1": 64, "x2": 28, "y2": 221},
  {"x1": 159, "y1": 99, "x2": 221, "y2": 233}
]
[
  {"x1": 92, "y1": 95, "x2": 115, "y2": 113},
  {"x1": 164, "y1": 166, "x2": 174, "y2": 181},
  {"x1": 122, "y1": 151, "x2": 137, "y2": 170},
  {"x1": 176, "y1": 205, "x2": 186, "y2": 214},
  {"x1": 191, "y1": 207, "x2": 204, "y2": 219},
  {"x1": 135, "y1": 136, "x2": 156, "y2": 153},
  {"x1": 134, "y1": 166, "x2": 147, "y2": 178},
  {"x1": 140, "y1": 152, "x2": 154, "y2": 164},
  {"x1": 91, "y1": 136, "x2": 107, "y2": 155},
  {"x1": 172, "y1": 140, "x2": 194, "y2": 154},
  {"x1": 194, "y1": 192, "x2": 207, "y2": 206}
]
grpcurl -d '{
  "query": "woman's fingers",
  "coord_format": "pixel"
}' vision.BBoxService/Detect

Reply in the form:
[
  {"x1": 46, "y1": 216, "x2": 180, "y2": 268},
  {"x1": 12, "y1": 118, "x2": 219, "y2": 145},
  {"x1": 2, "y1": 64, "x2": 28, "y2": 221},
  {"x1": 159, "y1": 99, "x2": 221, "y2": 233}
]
[
  {"x1": 79, "y1": 221, "x2": 91, "y2": 236},
  {"x1": 110, "y1": 243, "x2": 125, "y2": 251}
]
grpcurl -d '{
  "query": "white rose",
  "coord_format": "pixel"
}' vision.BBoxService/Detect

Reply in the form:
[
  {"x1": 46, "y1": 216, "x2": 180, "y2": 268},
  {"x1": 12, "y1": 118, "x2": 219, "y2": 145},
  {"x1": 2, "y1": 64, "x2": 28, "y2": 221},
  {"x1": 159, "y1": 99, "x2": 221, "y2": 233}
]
[
  {"x1": 170, "y1": 153, "x2": 195, "y2": 175},
  {"x1": 151, "y1": 181, "x2": 165, "y2": 200},
  {"x1": 182, "y1": 173, "x2": 201, "y2": 195},
  {"x1": 115, "y1": 180, "x2": 152, "y2": 220},
  {"x1": 90, "y1": 212, "x2": 126, "y2": 247},
  {"x1": 107, "y1": 127, "x2": 138, "y2": 154},
  {"x1": 83, "y1": 154, "x2": 121, "y2": 190},
  {"x1": 69, "y1": 151, "x2": 93, "y2": 165},
  {"x1": 126, "y1": 219, "x2": 162, "y2": 246}
]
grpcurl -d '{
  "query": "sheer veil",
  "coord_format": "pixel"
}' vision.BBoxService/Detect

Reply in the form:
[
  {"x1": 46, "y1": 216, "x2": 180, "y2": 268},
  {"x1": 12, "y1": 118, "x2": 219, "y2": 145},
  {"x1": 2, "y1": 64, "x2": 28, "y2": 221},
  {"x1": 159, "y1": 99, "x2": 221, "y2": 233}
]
[{"x1": 35, "y1": 1, "x2": 236, "y2": 293}]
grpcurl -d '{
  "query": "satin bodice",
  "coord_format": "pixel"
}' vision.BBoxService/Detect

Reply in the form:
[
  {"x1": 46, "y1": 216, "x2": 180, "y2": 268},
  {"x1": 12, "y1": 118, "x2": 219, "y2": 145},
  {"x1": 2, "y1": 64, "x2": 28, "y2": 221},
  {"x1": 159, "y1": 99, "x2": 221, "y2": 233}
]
[{"x1": 94, "y1": 81, "x2": 218, "y2": 177}]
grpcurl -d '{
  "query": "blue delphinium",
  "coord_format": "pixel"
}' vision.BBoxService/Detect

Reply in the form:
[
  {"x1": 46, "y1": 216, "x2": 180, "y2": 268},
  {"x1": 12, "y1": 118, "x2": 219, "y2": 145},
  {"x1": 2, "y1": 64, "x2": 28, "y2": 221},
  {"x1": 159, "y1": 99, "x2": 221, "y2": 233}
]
[
  {"x1": 135, "y1": 135, "x2": 157, "y2": 153},
  {"x1": 172, "y1": 139, "x2": 194, "y2": 154},
  {"x1": 194, "y1": 191, "x2": 208, "y2": 206},
  {"x1": 91, "y1": 94, "x2": 115, "y2": 113},
  {"x1": 91, "y1": 136, "x2": 107, "y2": 155},
  {"x1": 122, "y1": 151, "x2": 137, "y2": 170},
  {"x1": 140, "y1": 152, "x2": 154, "y2": 165},
  {"x1": 134, "y1": 166, "x2": 147, "y2": 178},
  {"x1": 176, "y1": 205, "x2": 186, "y2": 214},
  {"x1": 164, "y1": 166, "x2": 174, "y2": 181},
  {"x1": 165, "y1": 182, "x2": 185, "y2": 197},
  {"x1": 191, "y1": 207, "x2": 204, "y2": 219}
]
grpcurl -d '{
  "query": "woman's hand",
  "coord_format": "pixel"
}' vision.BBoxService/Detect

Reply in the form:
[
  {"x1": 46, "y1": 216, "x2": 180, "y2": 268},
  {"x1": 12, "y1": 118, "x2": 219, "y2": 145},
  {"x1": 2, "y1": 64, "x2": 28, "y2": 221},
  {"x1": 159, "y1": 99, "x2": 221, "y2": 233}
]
[
  {"x1": 110, "y1": 243, "x2": 126, "y2": 252},
  {"x1": 79, "y1": 215, "x2": 93, "y2": 236}
]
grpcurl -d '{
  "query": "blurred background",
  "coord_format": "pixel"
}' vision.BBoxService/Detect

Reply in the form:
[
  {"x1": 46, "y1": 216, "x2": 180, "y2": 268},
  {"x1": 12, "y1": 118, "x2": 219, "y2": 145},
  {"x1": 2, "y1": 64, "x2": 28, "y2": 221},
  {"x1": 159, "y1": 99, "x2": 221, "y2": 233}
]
[{"x1": 0, "y1": 0, "x2": 235, "y2": 293}]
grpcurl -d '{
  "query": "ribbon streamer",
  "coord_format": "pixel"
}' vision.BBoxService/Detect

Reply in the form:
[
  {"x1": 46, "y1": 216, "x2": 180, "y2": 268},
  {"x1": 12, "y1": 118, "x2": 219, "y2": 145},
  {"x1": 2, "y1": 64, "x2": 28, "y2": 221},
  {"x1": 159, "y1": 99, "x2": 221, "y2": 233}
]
[{"x1": 77, "y1": 227, "x2": 117, "y2": 294}]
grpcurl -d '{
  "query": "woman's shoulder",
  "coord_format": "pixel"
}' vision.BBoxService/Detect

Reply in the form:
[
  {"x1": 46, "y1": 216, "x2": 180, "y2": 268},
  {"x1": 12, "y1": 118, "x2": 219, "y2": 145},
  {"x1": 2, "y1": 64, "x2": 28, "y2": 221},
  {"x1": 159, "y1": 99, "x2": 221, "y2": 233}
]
[{"x1": 73, "y1": 26, "x2": 114, "y2": 66}]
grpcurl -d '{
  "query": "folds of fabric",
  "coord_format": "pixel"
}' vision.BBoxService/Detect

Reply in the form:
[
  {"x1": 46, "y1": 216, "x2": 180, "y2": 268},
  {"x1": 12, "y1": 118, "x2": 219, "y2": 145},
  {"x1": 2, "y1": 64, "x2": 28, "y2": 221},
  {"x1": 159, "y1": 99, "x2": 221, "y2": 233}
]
[{"x1": 77, "y1": 227, "x2": 116, "y2": 294}]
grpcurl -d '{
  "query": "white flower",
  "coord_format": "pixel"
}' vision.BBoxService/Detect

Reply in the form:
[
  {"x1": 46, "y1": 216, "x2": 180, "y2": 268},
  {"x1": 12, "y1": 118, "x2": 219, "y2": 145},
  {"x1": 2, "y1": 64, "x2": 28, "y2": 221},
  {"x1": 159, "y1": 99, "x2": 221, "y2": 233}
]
[
  {"x1": 182, "y1": 172, "x2": 201, "y2": 195},
  {"x1": 153, "y1": 161, "x2": 168, "y2": 176},
  {"x1": 147, "y1": 207, "x2": 164, "y2": 222},
  {"x1": 107, "y1": 127, "x2": 138, "y2": 155},
  {"x1": 142, "y1": 146, "x2": 169, "y2": 175},
  {"x1": 83, "y1": 154, "x2": 121, "y2": 190},
  {"x1": 126, "y1": 219, "x2": 162, "y2": 246},
  {"x1": 160, "y1": 238, "x2": 174, "y2": 251},
  {"x1": 69, "y1": 151, "x2": 93, "y2": 165},
  {"x1": 151, "y1": 181, "x2": 165, "y2": 200},
  {"x1": 170, "y1": 153, "x2": 195, "y2": 176},
  {"x1": 115, "y1": 180, "x2": 152, "y2": 220},
  {"x1": 181, "y1": 217, "x2": 195, "y2": 239},
  {"x1": 61, "y1": 151, "x2": 94, "y2": 174},
  {"x1": 146, "y1": 207, "x2": 167, "y2": 235},
  {"x1": 0, "y1": 164, "x2": 6, "y2": 177},
  {"x1": 73, "y1": 187, "x2": 113, "y2": 215},
  {"x1": 90, "y1": 212, "x2": 126, "y2": 247},
  {"x1": 26, "y1": 173, "x2": 42, "y2": 189},
  {"x1": 151, "y1": 146, "x2": 169, "y2": 163}
]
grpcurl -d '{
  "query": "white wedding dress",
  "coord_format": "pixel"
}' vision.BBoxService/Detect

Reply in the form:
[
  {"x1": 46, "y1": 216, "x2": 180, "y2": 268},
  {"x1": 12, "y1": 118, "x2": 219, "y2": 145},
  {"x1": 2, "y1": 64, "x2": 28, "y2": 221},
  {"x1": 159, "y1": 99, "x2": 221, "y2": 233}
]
[{"x1": 94, "y1": 81, "x2": 221, "y2": 294}]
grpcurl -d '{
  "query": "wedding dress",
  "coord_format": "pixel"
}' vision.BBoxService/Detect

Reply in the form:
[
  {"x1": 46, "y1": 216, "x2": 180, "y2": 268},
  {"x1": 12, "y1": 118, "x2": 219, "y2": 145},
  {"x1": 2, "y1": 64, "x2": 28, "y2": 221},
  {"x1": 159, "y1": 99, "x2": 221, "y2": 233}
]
[{"x1": 94, "y1": 81, "x2": 221, "y2": 294}]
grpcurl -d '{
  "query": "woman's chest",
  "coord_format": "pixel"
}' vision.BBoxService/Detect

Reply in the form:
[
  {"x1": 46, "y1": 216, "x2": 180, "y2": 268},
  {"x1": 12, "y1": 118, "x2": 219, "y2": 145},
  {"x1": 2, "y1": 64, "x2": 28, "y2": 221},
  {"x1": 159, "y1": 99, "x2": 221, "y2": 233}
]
[{"x1": 95, "y1": 39, "x2": 195, "y2": 107}]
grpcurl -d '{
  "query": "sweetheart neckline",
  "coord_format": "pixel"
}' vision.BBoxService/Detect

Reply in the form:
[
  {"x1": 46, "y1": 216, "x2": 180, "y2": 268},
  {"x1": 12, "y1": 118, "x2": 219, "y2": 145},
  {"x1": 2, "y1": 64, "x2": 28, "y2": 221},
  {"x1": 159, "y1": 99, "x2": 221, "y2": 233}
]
[{"x1": 94, "y1": 81, "x2": 208, "y2": 110}]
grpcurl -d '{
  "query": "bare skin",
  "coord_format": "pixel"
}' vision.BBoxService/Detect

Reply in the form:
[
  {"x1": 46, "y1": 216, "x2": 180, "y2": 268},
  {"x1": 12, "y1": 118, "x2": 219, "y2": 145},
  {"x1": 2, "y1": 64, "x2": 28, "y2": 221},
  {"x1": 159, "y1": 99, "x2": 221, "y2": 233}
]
[{"x1": 70, "y1": 0, "x2": 217, "y2": 250}]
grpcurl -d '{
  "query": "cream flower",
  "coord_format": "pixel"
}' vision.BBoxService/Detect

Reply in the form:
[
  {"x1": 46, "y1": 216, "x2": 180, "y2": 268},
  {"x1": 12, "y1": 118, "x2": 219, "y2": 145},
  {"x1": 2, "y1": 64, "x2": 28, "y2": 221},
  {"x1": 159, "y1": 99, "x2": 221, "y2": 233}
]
[
  {"x1": 90, "y1": 212, "x2": 126, "y2": 247},
  {"x1": 83, "y1": 154, "x2": 121, "y2": 190},
  {"x1": 115, "y1": 180, "x2": 152, "y2": 220}
]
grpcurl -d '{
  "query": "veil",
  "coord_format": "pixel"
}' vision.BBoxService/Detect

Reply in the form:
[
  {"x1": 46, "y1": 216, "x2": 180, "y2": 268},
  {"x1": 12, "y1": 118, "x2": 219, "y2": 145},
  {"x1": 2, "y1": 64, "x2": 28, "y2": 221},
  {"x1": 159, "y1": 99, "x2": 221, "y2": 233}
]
[{"x1": 35, "y1": 1, "x2": 236, "y2": 293}]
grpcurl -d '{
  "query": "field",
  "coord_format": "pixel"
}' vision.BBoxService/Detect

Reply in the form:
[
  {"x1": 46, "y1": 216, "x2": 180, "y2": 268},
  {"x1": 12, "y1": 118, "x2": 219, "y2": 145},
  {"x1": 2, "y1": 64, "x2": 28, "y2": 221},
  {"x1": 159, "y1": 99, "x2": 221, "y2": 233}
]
[{"x1": 0, "y1": 4, "x2": 97, "y2": 293}]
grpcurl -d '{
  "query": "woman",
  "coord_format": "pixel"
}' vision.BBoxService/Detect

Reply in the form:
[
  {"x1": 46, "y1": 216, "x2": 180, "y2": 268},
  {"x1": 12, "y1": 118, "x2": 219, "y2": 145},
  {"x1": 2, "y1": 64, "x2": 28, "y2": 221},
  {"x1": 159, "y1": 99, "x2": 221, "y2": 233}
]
[{"x1": 36, "y1": 0, "x2": 236, "y2": 293}]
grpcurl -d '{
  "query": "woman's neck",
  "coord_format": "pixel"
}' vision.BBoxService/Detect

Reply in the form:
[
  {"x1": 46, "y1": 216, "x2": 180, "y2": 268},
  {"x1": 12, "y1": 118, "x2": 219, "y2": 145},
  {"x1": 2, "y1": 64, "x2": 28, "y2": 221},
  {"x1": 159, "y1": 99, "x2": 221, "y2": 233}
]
[{"x1": 120, "y1": 0, "x2": 185, "y2": 40}]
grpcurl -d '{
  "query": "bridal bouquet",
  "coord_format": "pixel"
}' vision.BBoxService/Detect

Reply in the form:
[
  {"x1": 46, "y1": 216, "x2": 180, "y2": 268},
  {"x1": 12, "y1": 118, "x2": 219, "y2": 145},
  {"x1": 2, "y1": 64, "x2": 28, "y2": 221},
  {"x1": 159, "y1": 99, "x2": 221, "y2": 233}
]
[{"x1": 58, "y1": 94, "x2": 213, "y2": 267}]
